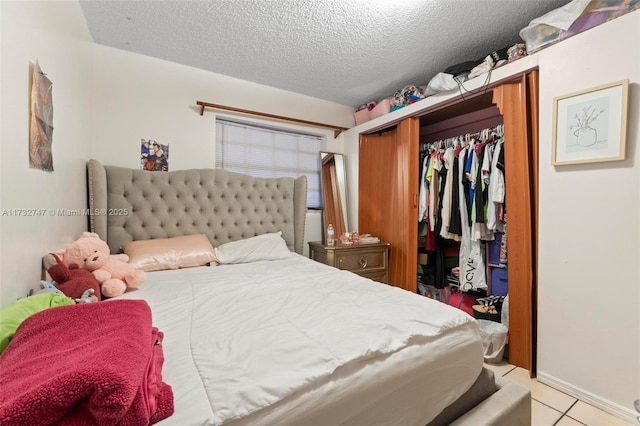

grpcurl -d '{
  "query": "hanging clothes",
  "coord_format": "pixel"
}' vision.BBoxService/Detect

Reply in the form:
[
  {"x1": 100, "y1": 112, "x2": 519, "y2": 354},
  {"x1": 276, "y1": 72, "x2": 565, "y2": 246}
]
[
  {"x1": 423, "y1": 147, "x2": 437, "y2": 252},
  {"x1": 487, "y1": 138, "x2": 505, "y2": 232},
  {"x1": 457, "y1": 145, "x2": 487, "y2": 291},
  {"x1": 439, "y1": 146, "x2": 459, "y2": 241},
  {"x1": 448, "y1": 144, "x2": 463, "y2": 238},
  {"x1": 428, "y1": 152, "x2": 440, "y2": 232},
  {"x1": 471, "y1": 141, "x2": 493, "y2": 241},
  {"x1": 425, "y1": 216, "x2": 436, "y2": 251},
  {"x1": 433, "y1": 154, "x2": 448, "y2": 289},
  {"x1": 418, "y1": 125, "x2": 506, "y2": 293},
  {"x1": 462, "y1": 145, "x2": 474, "y2": 227},
  {"x1": 418, "y1": 152, "x2": 430, "y2": 221}
]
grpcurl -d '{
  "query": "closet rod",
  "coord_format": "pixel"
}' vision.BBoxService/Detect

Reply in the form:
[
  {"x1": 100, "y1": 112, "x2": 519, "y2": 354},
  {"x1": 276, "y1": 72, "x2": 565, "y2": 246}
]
[{"x1": 196, "y1": 101, "x2": 349, "y2": 138}]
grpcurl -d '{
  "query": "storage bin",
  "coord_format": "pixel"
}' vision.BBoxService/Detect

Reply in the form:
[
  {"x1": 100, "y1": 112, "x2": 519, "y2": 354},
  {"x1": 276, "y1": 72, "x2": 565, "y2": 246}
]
[
  {"x1": 369, "y1": 99, "x2": 391, "y2": 120},
  {"x1": 491, "y1": 268, "x2": 508, "y2": 296},
  {"x1": 354, "y1": 108, "x2": 370, "y2": 126},
  {"x1": 487, "y1": 234, "x2": 502, "y2": 265}
]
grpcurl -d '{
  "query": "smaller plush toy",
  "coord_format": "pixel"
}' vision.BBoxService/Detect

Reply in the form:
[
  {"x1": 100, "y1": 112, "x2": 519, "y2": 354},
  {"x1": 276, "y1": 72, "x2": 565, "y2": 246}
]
[
  {"x1": 57, "y1": 232, "x2": 145, "y2": 298},
  {"x1": 75, "y1": 288, "x2": 98, "y2": 304},
  {"x1": 29, "y1": 281, "x2": 65, "y2": 297},
  {"x1": 44, "y1": 253, "x2": 102, "y2": 302}
]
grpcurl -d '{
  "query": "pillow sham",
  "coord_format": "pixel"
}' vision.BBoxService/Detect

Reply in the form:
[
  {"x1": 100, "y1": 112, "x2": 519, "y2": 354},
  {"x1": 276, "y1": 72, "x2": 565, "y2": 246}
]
[
  {"x1": 214, "y1": 231, "x2": 292, "y2": 264},
  {"x1": 123, "y1": 234, "x2": 218, "y2": 272}
]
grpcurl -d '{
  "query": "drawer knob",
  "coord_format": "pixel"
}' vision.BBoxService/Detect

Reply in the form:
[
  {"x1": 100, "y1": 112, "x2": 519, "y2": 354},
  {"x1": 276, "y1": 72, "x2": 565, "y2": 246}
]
[{"x1": 358, "y1": 256, "x2": 367, "y2": 268}]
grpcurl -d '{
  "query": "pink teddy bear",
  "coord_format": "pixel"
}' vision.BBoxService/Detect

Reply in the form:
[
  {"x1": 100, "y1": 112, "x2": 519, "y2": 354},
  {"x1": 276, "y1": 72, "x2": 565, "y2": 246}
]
[{"x1": 58, "y1": 232, "x2": 145, "y2": 298}]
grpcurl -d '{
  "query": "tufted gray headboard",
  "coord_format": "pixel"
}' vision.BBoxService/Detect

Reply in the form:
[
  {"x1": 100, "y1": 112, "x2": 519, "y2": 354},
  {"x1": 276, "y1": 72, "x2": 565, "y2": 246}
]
[{"x1": 87, "y1": 159, "x2": 307, "y2": 254}]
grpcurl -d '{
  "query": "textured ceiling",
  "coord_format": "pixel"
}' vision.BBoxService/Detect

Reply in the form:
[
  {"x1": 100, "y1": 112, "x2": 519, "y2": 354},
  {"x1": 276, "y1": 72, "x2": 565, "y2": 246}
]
[{"x1": 80, "y1": 0, "x2": 570, "y2": 108}]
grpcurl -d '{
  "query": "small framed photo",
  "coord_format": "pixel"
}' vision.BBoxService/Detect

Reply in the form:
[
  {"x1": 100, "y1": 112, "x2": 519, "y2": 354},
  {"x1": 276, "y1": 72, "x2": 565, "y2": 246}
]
[{"x1": 552, "y1": 79, "x2": 628, "y2": 166}]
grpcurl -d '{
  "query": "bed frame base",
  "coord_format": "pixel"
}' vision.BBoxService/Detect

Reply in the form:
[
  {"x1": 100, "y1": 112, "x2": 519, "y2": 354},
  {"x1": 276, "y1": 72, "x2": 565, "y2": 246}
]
[{"x1": 451, "y1": 376, "x2": 531, "y2": 426}]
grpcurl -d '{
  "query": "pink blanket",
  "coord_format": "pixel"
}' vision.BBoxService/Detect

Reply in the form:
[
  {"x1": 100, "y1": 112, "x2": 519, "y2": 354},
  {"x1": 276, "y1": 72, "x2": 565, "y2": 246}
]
[{"x1": 0, "y1": 300, "x2": 174, "y2": 425}]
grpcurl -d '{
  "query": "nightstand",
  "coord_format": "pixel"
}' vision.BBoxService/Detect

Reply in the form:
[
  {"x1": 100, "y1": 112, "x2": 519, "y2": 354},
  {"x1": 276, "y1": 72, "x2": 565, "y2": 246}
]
[{"x1": 308, "y1": 241, "x2": 390, "y2": 284}]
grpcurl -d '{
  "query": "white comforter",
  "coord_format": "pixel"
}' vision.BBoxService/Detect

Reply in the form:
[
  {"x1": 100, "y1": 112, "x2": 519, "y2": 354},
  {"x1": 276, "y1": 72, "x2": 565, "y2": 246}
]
[{"x1": 118, "y1": 253, "x2": 483, "y2": 425}]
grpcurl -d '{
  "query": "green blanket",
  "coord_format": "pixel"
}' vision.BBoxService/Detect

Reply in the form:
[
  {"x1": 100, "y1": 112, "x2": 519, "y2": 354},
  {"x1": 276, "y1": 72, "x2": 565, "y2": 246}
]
[{"x1": 0, "y1": 293, "x2": 74, "y2": 353}]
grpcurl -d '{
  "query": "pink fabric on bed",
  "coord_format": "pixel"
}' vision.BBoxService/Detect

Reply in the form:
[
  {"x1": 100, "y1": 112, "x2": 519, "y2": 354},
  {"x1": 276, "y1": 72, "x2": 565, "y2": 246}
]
[{"x1": 0, "y1": 300, "x2": 174, "y2": 425}]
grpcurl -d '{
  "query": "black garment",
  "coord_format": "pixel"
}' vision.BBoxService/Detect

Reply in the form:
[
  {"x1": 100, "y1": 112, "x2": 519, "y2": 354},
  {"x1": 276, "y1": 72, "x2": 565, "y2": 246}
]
[
  {"x1": 434, "y1": 161, "x2": 448, "y2": 289},
  {"x1": 497, "y1": 140, "x2": 506, "y2": 218},
  {"x1": 448, "y1": 151, "x2": 462, "y2": 237},
  {"x1": 443, "y1": 47, "x2": 509, "y2": 79},
  {"x1": 444, "y1": 59, "x2": 483, "y2": 79},
  {"x1": 461, "y1": 148, "x2": 473, "y2": 227},
  {"x1": 473, "y1": 144, "x2": 487, "y2": 224}
]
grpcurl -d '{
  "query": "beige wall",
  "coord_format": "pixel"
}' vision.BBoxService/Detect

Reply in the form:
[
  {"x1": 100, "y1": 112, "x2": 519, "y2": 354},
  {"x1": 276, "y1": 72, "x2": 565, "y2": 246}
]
[
  {"x1": 88, "y1": 44, "x2": 352, "y2": 258},
  {"x1": 89, "y1": 44, "x2": 352, "y2": 171},
  {"x1": 0, "y1": 1, "x2": 94, "y2": 306},
  {"x1": 536, "y1": 11, "x2": 640, "y2": 422}
]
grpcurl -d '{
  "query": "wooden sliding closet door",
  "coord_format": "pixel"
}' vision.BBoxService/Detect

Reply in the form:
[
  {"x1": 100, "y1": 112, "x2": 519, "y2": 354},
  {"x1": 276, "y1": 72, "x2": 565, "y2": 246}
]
[
  {"x1": 359, "y1": 118, "x2": 419, "y2": 292},
  {"x1": 492, "y1": 71, "x2": 539, "y2": 374}
]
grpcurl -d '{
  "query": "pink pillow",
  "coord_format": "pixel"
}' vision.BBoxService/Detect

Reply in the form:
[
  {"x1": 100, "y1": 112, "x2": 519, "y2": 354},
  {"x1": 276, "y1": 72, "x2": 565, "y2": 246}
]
[{"x1": 123, "y1": 234, "x2": 218, "y2": 272}]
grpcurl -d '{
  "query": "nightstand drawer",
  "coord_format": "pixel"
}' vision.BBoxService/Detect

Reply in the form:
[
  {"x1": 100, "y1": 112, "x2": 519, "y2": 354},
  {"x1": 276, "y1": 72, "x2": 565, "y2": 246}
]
[
  {"x1": 336, "y1": 250, "x2": 386, "y2": 272},
  {"x1": 308, "y1": 241, "x2": 390, "y2": 284}
]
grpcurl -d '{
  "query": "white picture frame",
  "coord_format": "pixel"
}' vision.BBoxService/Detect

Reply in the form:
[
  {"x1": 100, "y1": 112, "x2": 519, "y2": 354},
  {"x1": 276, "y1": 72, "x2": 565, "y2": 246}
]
[{"x1": 552, "y1": 79, "x2": 629, "y2": 165}]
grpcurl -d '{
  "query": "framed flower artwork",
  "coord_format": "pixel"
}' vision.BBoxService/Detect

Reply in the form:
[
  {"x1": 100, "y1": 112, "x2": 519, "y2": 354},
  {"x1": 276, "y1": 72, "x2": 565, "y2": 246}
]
[{"x1": 552, "y1": 79, "x2": 628, "y2": 165}]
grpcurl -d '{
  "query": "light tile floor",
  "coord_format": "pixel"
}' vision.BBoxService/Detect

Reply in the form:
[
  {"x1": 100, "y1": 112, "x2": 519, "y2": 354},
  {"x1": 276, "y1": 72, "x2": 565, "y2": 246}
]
[{"x1": 484, "y1": 362, "x2": 637, "y2": 426}]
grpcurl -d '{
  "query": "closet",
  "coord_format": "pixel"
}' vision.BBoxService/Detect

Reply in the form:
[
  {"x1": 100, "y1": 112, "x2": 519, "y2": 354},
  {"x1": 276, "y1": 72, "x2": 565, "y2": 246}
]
[
  {"x1": 418, "y1": 110, "x2": 505, "y2": 295},
  {"x1": 359, "y1": 71, "x2": 538, "y2": 373}
]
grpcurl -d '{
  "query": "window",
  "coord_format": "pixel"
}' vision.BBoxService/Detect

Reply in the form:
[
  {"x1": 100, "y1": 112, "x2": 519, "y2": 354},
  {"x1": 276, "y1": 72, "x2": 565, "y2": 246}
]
[{"x1": 215, "y1": 118, "x2": 325, "y2": 208}]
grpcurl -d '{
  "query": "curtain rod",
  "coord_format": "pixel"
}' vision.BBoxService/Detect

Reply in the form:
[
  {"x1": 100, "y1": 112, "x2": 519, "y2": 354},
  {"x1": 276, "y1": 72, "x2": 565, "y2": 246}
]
[{"x1": 196, "y1": 101, "x2": 348, "y2": 138}]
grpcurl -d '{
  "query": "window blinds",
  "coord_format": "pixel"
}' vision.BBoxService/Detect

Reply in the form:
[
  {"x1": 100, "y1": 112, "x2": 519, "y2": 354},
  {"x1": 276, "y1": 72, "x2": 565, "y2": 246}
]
[{"x1": 215, "y1": 119, "x2": 325, "y2": 208}]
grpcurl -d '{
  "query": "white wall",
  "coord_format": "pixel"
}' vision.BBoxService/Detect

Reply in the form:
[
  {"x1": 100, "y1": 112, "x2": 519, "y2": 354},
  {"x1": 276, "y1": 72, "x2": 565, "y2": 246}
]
[
  {"x1": 536, "y1": 11, "x2": 640, "y2": 422},
  {"x1": 303, "y1": 210, "x2": 324, "y2": 257},
  {"x1": 0, "y1": 1, "x2": 94, "y2": 306}
]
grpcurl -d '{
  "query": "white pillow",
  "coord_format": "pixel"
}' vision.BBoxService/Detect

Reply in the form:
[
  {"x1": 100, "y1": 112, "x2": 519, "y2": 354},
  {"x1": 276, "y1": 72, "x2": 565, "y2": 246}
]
[{"x1": 214, "y1": 232, "x2": 292, "y2": 264}]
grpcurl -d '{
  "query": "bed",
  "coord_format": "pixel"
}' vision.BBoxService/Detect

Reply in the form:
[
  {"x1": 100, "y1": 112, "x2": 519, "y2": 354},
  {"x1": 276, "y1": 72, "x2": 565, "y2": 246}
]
[{"x1": 86, "y1": 159, "x2": 531, "y2": 426}]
